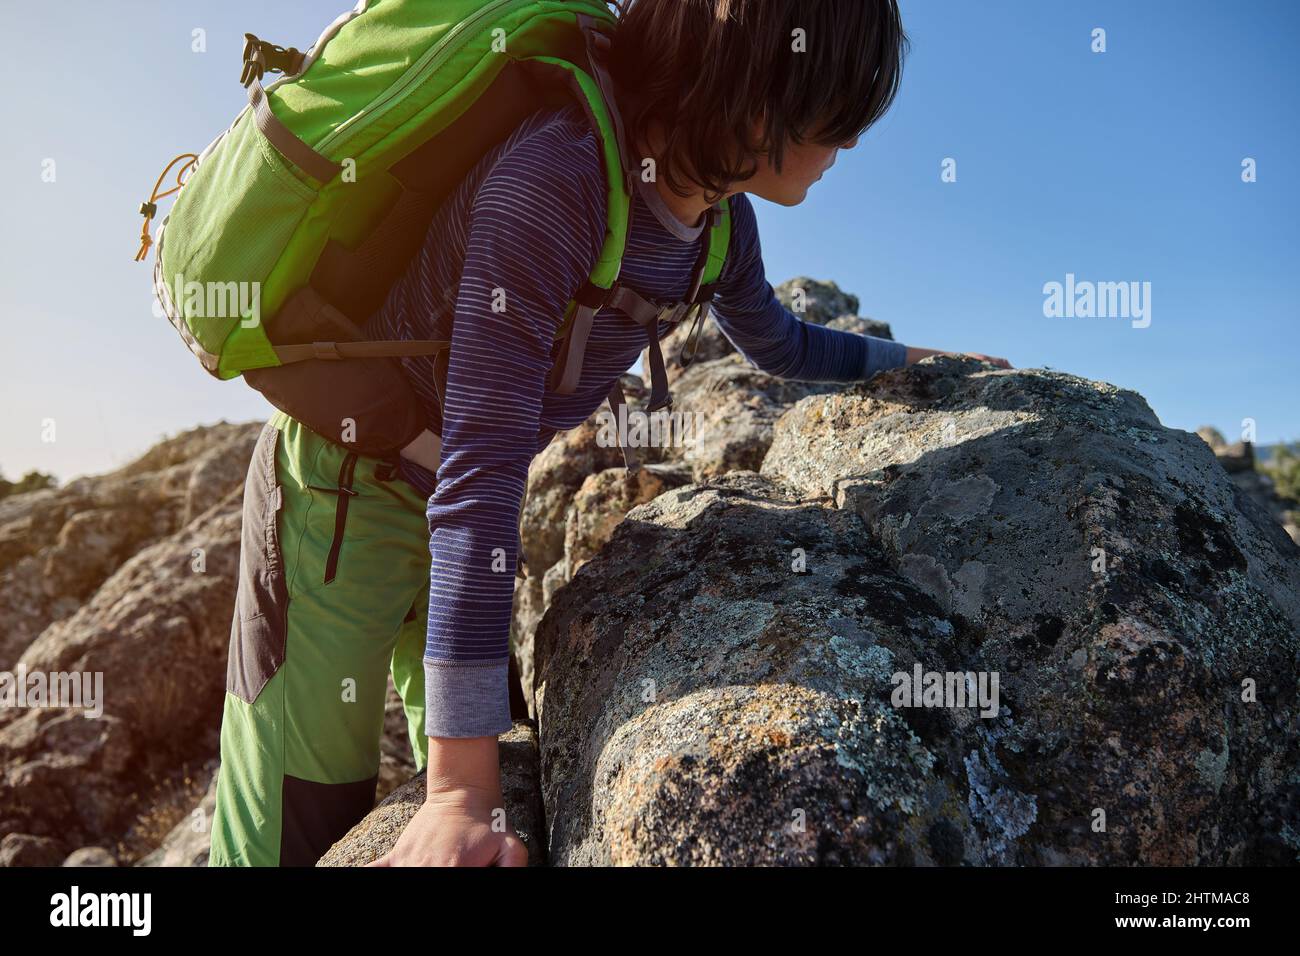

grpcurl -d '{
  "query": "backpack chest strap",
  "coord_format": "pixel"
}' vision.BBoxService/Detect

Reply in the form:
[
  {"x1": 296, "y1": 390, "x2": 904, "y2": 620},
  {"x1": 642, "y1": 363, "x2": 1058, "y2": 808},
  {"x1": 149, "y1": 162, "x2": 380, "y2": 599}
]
[
  {"x1": 550, "y1": 279, "x2": 714, "y2": 412},
  {"x1": 551, "y1": 203, "x2": 723, "y2": 410}
]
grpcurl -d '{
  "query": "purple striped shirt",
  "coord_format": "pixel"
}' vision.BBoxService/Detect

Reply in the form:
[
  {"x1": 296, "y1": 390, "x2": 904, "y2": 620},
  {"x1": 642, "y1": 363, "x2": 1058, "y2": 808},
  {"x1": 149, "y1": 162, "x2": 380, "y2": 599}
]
[{"x1": 365, "y1": 105, "x2": 906, "y2": 738}]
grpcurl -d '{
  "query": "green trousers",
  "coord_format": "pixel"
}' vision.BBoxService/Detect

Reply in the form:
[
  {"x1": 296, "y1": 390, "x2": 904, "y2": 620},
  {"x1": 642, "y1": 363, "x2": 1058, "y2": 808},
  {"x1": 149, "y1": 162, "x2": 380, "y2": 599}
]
[{"x1": 209, "y1": 413, "x2": 432, "y2": 867}]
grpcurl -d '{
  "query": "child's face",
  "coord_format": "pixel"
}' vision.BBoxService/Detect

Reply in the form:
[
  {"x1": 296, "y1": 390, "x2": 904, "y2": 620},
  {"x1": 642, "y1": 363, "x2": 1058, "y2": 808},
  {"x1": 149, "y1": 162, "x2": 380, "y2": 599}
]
[{"x1": 737, "y1": 125, "x2": 861, "y2": 207}]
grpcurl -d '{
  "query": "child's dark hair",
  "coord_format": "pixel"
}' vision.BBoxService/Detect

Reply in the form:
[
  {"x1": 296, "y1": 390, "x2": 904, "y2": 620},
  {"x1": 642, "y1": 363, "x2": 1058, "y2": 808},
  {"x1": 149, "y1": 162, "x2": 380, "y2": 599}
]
[{"x1": 607, "y1": 0, "x2": 909, "y2": 203}]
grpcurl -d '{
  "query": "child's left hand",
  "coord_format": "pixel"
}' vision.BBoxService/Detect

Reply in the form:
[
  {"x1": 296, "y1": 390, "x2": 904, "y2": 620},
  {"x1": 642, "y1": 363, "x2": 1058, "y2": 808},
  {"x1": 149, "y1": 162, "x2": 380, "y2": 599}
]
[
  {"x1": 904, "y1": 346, "x2": 1013, "y2": 369},
  {"x1": 964, "y1": 353, "x2": 1012, "y2": 368}
]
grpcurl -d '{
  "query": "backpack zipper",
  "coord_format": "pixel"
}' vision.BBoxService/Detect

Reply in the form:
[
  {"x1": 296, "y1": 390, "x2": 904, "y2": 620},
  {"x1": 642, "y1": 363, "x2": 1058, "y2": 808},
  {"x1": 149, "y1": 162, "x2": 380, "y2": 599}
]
[{"x1": 313, "y1": 0, "x2": 526, "y2": 157}]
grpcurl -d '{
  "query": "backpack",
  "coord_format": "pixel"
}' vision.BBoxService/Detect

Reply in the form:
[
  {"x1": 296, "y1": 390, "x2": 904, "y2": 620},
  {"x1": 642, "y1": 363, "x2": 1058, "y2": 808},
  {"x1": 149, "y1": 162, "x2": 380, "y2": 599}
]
[{"x1": 135, "y1": 0, "x2": 731, "y2": 471}]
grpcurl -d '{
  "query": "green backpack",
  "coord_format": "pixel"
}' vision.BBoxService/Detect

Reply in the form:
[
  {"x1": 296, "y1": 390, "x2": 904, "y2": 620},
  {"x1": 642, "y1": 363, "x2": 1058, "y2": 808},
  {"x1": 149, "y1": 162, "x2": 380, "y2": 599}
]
[{"x1": 136, "y1": 0, "x2": 731, "y2": 468}]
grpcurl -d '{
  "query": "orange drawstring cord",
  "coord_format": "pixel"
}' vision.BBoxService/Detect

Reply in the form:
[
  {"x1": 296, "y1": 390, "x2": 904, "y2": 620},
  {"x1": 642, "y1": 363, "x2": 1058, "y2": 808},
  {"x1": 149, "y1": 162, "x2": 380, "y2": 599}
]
[{"x1": 135, "y1": 153, "x2": 198, "y2": 261}]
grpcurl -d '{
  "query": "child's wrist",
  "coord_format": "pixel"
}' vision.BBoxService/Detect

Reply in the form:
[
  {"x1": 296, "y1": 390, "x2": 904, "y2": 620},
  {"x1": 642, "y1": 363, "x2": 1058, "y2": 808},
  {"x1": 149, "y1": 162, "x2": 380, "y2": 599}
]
[{"x1": 424, "y1": 735, "x2": 501, "y2": 799}]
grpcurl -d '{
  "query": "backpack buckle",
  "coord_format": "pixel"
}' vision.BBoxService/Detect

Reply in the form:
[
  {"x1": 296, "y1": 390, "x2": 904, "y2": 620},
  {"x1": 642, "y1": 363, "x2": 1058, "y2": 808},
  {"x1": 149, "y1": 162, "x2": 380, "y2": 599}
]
[
  {"x1": 241, "y1": 33, "x2": 305, "y2": 88},
  {"x1": 656, "y1": 302, "x2": 690, "y2": 327},
  {"x1": 678, "y1": 301, "x2": 711, "y2": 369}
]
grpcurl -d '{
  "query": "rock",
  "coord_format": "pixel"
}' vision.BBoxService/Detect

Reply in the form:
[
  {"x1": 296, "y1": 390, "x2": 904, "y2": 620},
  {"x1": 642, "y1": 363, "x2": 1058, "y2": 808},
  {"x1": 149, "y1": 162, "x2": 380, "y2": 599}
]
[
  {"x1": 514, "y1": 285, "x2": 901, "y2": 720},
  {"x1": 521, "y1": 378, "x2": 645, "y2": 577},
  {"x1": 513, "y1": 463, "x2": 698, "y2": 716},
  {"x1": 825, "y1": 314, "x2": 893, "y2": 338},
  {"x1": 1198, "y1": 426, "x2": 1298, "y2": 545},
  {"x1": 42, "y1": 509, "x2": 152, "y2": 604},
  {"x1": 1195, "y1": 427, "x2": 1254, "y2": 475},
  {"x1": 536, "y1": 472, "x2": 964, "y2": 865},
  {"x1": 512, "y1": 391, "x2": 652, "y2": 719},
  {"x1": 0, "y1": 833, "x2": 66, "y2": 867},
  {"x1": 514, "y1": 286, "x2": 896, "y2": 713},
  {"x1": 1217, "y1": 443, "x2": 1255, "y2": 474},
  {"x1": 0, "y1": 488, "x2": 244, "y2": 848},
  {"x1": 626, "y1": 280, "x2": 897, "y2": 484},
  {"x1": 563, "y1": 464, "x2": 692, "y2": 577},
  {"x1": 0, "y1": 422, "x2": 260, "y2": 669},
  {"x1": 761, "y1": 359, "x2": 1300, "y2": 864},
  {"x1": 181, "y1": 439, "x2": 265, "y2": 526},
  {"x1": 535, "y1": 359, "x2": 1300, "y2": 865},
  {"x1": 660, "y1": 356, "x2": 837, "y2": 480},
  {"x1": 1196, "y1": 426, "x2": 1227, "y2": 451},
  {"x1": 541, "y1": 560, "x2": 568, "y2": 608},
  {"x1": 317, "y1": 721, "x2": 546, "y2": 866},
  {"x1": 775, "y1": 277, "x2": 867, "y2": 327},
  {"x1": 510, "y1": 574, "x2": 547, "y2": 719},
  {"x1": 136, "y1": 774, "x2": 220, "y2": 868},
  {"x1": 63, "y1": 847, "x2": 118, "y2": 867}
]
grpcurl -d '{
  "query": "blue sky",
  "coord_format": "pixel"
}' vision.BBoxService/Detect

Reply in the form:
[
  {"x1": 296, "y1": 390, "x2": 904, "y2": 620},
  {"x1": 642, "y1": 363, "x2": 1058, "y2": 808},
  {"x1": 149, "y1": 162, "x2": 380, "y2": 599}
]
[{"x1": 1, "y1": 0, "x2": 1296, "y2": 482}]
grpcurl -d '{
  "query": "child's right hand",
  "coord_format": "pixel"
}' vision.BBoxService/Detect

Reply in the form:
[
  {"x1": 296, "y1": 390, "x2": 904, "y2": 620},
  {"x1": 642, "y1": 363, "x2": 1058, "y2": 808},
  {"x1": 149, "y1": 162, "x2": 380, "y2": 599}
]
[
  {"x1": 368, "y1": 785, "x2": 527, "y2": 867},
  {"x1": 368, "y1": 735, "x2": 527, "y2": 867}
]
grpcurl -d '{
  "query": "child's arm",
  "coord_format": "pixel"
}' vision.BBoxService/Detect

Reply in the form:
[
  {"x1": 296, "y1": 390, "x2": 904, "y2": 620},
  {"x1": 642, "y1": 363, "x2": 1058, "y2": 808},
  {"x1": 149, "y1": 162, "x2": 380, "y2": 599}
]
[
  {"x1": 708, "y1": 194, "x2": 905, "y2": 380},
  {"x1": 708, "y1": 194, "x2": 1011, "y2": 377},
  {"x1": 377, "y1": 117, "x2": 606, "y2": 866}
]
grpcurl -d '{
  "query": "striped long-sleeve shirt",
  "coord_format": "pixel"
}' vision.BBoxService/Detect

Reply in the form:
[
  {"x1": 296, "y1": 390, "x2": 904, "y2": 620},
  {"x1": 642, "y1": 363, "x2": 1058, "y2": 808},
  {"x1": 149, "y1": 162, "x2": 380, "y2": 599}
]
[{"x1": 364, "y1": 105, "x2": 907, "y2": 738}]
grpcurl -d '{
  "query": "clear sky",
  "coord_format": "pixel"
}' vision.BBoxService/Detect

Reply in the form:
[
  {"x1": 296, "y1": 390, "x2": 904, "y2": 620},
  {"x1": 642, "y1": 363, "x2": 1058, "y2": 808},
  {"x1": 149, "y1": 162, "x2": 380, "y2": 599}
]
[{"x1": 2, "y1": 0, "x2": 1296, "y2": 482}]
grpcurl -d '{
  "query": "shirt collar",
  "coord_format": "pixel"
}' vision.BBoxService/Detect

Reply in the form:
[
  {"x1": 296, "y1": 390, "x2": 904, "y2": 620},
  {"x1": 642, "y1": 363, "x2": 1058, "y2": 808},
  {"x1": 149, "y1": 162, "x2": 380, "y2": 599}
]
[{"x1": 634, "y1": 172, "x2": 708, "y2": 243}]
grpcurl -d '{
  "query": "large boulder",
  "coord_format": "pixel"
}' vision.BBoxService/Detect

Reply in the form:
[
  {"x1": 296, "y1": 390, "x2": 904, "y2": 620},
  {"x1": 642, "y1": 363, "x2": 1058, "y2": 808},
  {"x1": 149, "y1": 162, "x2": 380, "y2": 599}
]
[
  {"x1": 536, "y1": 472, "x2": 970, "y2": 865},
  {"x1": 534, "y1": 359, "x2": 1300, "y2": 865},
  {"x1": 512, "y1": 288, "x2": 897, "y2": 707}
]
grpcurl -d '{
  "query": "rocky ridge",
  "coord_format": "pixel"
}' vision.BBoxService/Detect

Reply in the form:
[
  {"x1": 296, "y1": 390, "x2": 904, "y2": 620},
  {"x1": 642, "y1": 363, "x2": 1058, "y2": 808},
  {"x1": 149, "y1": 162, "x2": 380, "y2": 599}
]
[{"x1": 2, "y1": 279, "x2": 1295, "y2": 866}]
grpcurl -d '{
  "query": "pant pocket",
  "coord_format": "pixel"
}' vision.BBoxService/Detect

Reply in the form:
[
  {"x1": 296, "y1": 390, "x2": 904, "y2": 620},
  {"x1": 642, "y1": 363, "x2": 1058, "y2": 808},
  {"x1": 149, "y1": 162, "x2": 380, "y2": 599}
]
[{"x1": 226, "y1": 421, "x2": 290, "y2": 704}]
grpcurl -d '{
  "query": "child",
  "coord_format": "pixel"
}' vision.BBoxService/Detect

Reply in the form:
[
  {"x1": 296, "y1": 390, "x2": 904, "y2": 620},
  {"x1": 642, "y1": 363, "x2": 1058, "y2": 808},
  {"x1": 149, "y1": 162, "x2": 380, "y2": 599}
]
[{"x1": 210, "y1": 0, "x2": 1008, "y2": 867}]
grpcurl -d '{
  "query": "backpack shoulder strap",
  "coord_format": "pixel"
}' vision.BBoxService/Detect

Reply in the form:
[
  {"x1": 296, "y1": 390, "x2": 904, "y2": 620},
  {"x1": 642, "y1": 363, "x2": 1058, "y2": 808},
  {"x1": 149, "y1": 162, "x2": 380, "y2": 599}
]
[
  {"x1": 521, "y1": 18, "x2": 633, "y2": 302},
  {"x1": 700, "y1": 197, "x2": 732, "y2": 289},
  {"x1": 527, "y1": 14, "x2": 734, "y2": 470}
]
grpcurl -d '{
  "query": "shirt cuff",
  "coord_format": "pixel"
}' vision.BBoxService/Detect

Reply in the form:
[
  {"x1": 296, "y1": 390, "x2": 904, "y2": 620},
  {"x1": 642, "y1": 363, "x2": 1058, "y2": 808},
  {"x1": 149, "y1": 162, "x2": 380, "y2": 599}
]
[
  {"x1": 423, "y1": 659, "x2": 513, "y2": 738},
  {"x1": 863, "y1": 335, "x2": 909, "y2": 379}
]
